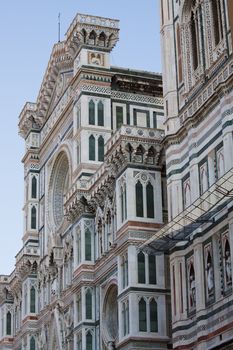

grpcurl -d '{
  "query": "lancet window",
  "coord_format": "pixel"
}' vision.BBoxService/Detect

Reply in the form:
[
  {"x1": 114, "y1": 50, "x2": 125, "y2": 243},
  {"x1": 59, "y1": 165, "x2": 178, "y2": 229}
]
[
  {"x1": 85, "y1": 288, "x2": 93, "y2": 319},
  {"x1": 212, "y1": 0, "x2": 223, "y2": 46},
  {"x1": 135, "y1": 178, "x2": 155, "y2": 219},
  {"x1": 86, "y1": 330, "x2": 93, "y2": 350},
  {"x1": 138, "y1": 297, "x2": 158, "y2": 332},
  {"x1": 30, "y1": 337, "x2": 36, "y2": 350},
  {"x1": 31, "y1": 176, "x2": 37, "y2": 199},
  {"x1": 31, "y1": 206, "x2": 37, "y2": 230}
]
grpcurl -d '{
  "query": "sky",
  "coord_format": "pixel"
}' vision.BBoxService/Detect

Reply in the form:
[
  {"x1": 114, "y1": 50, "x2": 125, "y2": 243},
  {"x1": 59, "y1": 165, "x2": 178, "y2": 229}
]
[{"x1": 0, "y1": 1, "x2": 162, "y2": 274}]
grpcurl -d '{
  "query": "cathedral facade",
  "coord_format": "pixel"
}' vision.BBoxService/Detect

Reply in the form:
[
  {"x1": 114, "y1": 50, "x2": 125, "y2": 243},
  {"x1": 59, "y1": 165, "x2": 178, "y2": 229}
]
[{"x1": 0, "y1": 13, "x2": 171, "y2": 350}]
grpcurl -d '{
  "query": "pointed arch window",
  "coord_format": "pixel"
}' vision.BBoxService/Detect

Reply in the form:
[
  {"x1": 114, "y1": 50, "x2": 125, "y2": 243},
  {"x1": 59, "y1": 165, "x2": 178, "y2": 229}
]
[
  {"x1": 149, "y1": 254, "x2": 156, "y2": 284},
  {"x1": 150, "y1": 299, "x2": 158, "y2": 332},
  {"x1": 138, "y1": 252, "x2": 146, "y2": 284},
  {"x1": 89, "y1": 135, "x2": 95, "y2": 161},
  {"x1": 30, "y1": 337, "x2": 36, "y2": 350},
  {"x1": 224, "y1": 238, "x2": 232, "y2": 286},
  {"x1": 176, "y1": 23, "x2": 183, "y2": 83},
  {"x1": 212, "y1": 0, "x2": 223, "y2": 46},
  {"x1": 191, "y1": 11, "x2": 199, "y2": 71},
  {"x1": 31, "y1": 206, "x2": 37, "y2": 229},
  {"x1": 86, "y1": 331, "x2": 93, "y2": 350},
  {"x1": 139, "y1": 298, "x2": 147, "y2": 332},
  {"x1": 86, "y1": 289, "x2": 92, "y2": 319},
  {"x1": 31, "y1": 176, "x2": 37, "y2": 199},
  {"x1": 6, "y1": 312, "x2": 11, "y2": 335},
  {"x1": 30, "y1": 286, "x2": 36, "y2": 313},
  {"x1": 116, "y1": 106, "x2": 123, "y2": 129},
  {"x1": 89, "y1": 100, "x2": 95, "y2": 125},
  {"x1": 97, "y1": 101, "x2": 104, "y2": 126},
  {"x1": 85, "y1": 228, "x2": 92, "y2": 261},
  {"x1": 99, "y1": 32, "x2": 106, "y2": 47},
  {"x1": 98, "y1": 136, "x2": 104, "y2": 161},
  {"x1": 136, "y1": 181, "x2": 143, "y2": 217},
  {"x1": 146, "y1": 182, "x2": 154, "y2": 218}
]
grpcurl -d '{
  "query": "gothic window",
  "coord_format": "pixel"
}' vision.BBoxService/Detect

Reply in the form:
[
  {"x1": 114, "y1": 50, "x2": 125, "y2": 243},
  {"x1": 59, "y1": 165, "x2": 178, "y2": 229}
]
[
  {"x1": 149, "y1": 254, "x2": 156, "y2": 284},
  {"x1": 139, "y1": 298, "x2": 147, "y2": 332},
  {"x1": 6, "y1": 312, "x2": 11, "y2": 335},
  {"x1": 85, "y1": 289, "x2": 92, "y2": 319},
  {"x1": 86, "y1": 331, "x2": 93, "y2": 350},
  {"x1": 150, "y1": 299, "x2": 158, "y2": 332},
  {"x1": 30, "y1": 286, "x2": 36, "y2": 313},
  {"x1": 146, "y1": 182, "x2": 155, "y2": 218},
  {"x1": 224, "y1": 238, "x2": 232, "y2": 286},
  {"x1": 89, "y1": 135, "x2": 95, "y2": 161},
  {"x1": 191, "y1": 7, "x2": 199, "y2": 71},
  {"x1": 212, "y1": 0, "x2": 223, "y2": 46},
  {"x1": 99, "y1": 32, "x2": 106, "y2": 47},
  {"x1": 97, "y1": 218, "x2": 103, "y2": 256},
  {"x1": 89, "y1": 30, "x2": 97, "y2": 45},
  {"x1": 31, "y1": 206, "x2": 37, "y2": 229},
  {"x1": 98, "y1": 136, "x2": 104, "y2": 161},
  {"x1": 30, "y1": 337, "x2": 36, "y2": 350},
  {"x1": 89, "y1": 100, "x2": 95, "y2": 125},
  {"x1": 31, "y1": 176, "x2": 37, "y2": 199},
  {"x1": 188, "y1": 262, "x2": 196, "y2": 309},
  {"x1": 76, "y1": 292, "x2": 82, "y2": 323},
  {"x1": 116, "y1": 106, "x2": 123, "y2": 129},
  {"x1": 136, "y1": 181, "x2": 144, "y2": 217},
  {"x1": 97, "y1": 101, "x2": 104, "y2": 126},
  {"x1": 199, "y1": 161, "x2": 209, "y2": 195},
  {"x1": 138, "y1": 252, "x2": 146, "y2": 284},
  {"x1": 176, "y1": 23, "x2": 183, "y2": 83},
  {"x1": 85, "y1": 228, "x2": 92, "y2": 261}
]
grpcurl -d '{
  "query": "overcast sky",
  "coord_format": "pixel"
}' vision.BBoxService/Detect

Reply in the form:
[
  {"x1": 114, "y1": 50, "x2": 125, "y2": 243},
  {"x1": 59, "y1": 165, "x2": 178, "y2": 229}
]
[{"x1": 0, "y1": 0, "x2": 161, "y2": 274}]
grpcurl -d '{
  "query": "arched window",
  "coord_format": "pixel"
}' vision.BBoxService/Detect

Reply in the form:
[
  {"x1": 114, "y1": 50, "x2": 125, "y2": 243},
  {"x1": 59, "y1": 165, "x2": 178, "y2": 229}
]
[
  {"x1": 86, "y1": 331, "x2": 93, "y2": 350},
  {"x1": 97, "y1": 101, "x2": 104, "y2": 126},
  {"x1": 136, "y1": 181, "x2": 143, "y2": 217},
  {"x1": 116, "y1": 106, "x2": 123, "y2": 129},
  {"x1": 176, "y1": 24, "x2": 183, "y2": 83},
  {"x1": 99, "y1": 32, "x2": 106, "y2": 47},
  {"x1": 30, "y1": 337, "x2": 36, "y2": 350},
  {"x1": 212, "y1": 0, "x2": 223, "y2": 46},
  {"x1": 191, "y1": 11, "x2": 199, "y2": 70},
  {"x1": 85, "y1": 228, "x2": 92, "y2": 261},
  {"x1": 31, "y1": 176, "x2": 37, "y2": 199},
  {"x1": 146, "y1": 182, "x2": 154, "y2": 218},
  {"x1": 89, "y1": 30, "x2": 97, "y2": 45},
  {"x1": 86, "y1": 289, "x2": 92, "y2": 319},
  {"x1": 89, "y1": 135, "x2": 95, "y2": 161},
  {"x1": 89, "y1": 100, "x2": 95, "y2": 125},
  {"x1": 206, "y1": 251, "x2": 214, "y2": 297},
  {"x1": 98, "y1": 136, "x2": 104, "y2": 161},
  {"x1": 31, "y1": 206, "x2": 37, "y2": 229},
  {"x1": 138, "y1": 252, "x2": 146, "y2": 284},
  {"x1": 6, "y1": 312, "x2": 11, "y2": 335},
  {"x1": 139, "y1": 298, "x2": 147, "y2": 332},
  {"x1": 150, "y1": 299, "x2": 158, "y2": 332},
  {"x1": 30, "y1": 286, "x2": 36, "y2": 313},
  {"x1": 149, "y1": 254, "x2": 156, "y2": 284}
]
